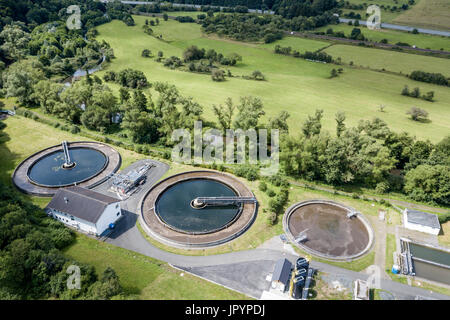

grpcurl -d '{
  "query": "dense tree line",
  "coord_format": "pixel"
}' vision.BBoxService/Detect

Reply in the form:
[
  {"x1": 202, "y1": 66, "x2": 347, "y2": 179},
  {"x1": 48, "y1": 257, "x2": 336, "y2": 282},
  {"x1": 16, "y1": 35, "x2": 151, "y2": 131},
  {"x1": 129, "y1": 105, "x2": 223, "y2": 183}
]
[
  {"x1": 0, "y1": 0, "x2": 134, "y2": 31},
  {"x1": 103, "y1": 69, "x2": 149, "y2": 89},
  {"x1": 408, "y1": 70, "x2": 449, "y2": 87},
  {"x1": 280, "y1": 110, "x2": 450, "y2": 205},
  {"x1": 201, "y1": 12, "x2": 337, "y2": 43},
  {"x1": 161, "y1": 0, "x2": 339, "y2": 17},
  {"x1": 274, "y1": 45, "x2": 333, "y2": 62}
]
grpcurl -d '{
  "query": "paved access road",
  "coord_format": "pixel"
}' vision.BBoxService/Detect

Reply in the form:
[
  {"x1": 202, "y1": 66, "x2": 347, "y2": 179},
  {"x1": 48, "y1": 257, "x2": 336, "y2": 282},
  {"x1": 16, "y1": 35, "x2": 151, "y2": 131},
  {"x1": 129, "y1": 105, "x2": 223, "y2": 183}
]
[
  {"x1": 339, "y1": 18, "x2": 450, "y2": 37},
  {"x1": 102, "y1": 160, "x2": 449, "y2": 300}
]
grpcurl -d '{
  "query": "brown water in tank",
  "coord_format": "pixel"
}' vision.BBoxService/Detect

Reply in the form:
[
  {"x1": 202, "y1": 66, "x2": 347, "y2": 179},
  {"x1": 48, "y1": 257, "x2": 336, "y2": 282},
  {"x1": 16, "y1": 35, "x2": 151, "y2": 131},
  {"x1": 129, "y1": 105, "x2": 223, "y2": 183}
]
[{"x1": 288, "y1": 203, "x2": 370, "y2": 257}]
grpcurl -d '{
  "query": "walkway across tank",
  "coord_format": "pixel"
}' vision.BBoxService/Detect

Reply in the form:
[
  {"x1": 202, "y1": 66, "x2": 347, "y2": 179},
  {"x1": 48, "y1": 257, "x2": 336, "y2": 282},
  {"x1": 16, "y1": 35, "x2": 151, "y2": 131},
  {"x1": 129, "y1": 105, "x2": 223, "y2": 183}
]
[
  {"x1": 139, "y1": 171, "x2": 258, "y2": 248},
  {"x1": 283, "y1": 200, "x2": 374, "y2": 261},
  {"x1": 13, "y1": 141, "x2": 121, "y2": 196}
]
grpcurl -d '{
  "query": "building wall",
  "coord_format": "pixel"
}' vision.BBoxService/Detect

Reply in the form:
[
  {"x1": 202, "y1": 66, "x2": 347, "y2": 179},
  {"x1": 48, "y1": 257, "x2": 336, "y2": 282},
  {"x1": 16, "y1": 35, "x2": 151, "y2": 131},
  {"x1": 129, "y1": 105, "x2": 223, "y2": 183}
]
[
  {"x1": 48, "y1": 209, "x2": 97, "y2": 234},
  {"x1": 48, "y1": 202, "x2": 121, "y2": 236},
  {"x1": 403, "y1": 211, "x2": 440, "y2": 235},
  {"x1": 95, "y1": 202, "x2": 122, "y2": 235}
]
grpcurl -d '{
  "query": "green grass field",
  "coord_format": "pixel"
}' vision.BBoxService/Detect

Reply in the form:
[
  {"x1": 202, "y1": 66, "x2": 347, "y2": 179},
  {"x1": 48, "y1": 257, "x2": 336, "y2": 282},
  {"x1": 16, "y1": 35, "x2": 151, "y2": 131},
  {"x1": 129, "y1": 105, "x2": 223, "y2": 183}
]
[
  {"x1": 64, "y1": 234, "x2": 250, "y2": 299},
  {"x1": 315, "y1": 24, "x2": 450, "y2": 51},
  {"x1": 324, "y1": 44, "x2": 450, "y2": 76},
  {"x1": 95, "y1": 16, "x2": 450, "y2": 143},
  {"x1": 393, "y1": 0, "x2": 450, "y2": 31}
]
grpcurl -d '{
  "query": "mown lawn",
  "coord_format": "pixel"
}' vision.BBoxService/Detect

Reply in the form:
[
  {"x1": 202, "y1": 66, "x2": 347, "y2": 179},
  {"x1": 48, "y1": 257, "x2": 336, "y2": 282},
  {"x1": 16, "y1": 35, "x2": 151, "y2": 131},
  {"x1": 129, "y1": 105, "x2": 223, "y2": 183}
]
[
  {"x1": 95, "y1": 16, "x2": 450, "y2": 143},
  {"x1": 64, "y1": 234, "x2": 251, "y2": 300}
]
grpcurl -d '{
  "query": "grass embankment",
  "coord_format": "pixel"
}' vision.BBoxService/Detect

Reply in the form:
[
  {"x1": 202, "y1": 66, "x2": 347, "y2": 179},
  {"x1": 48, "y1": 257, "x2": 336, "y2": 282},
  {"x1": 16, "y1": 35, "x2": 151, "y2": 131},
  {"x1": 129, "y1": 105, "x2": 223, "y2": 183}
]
[
  {"x1": 95, "y1": 15, "x2": 450, "y2": 143},
  {"x1": 315, "y1": 24, "x2": 450, "y2": 51},
  {"x1": 64, "y1": 234, "x2": 251, "y2": 299}
]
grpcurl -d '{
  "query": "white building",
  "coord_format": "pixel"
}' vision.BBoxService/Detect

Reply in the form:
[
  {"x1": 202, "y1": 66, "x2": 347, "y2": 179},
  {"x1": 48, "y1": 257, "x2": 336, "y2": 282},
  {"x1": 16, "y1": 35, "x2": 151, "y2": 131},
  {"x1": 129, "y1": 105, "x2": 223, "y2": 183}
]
[
  {"x1": 403, "y1": 209, "x2": 440, "y2": 235},
  {"x1": 45, "y1": 186, "x2": 121, "y2": 236},
  {"x1": 354, "y1": 279, "x2": 369, "y2": 300}
]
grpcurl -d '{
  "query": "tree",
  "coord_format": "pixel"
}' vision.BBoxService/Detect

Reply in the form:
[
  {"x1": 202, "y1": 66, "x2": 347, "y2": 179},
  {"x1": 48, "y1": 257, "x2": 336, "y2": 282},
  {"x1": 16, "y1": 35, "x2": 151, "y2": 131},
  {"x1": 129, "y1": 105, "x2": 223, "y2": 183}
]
[
  {"x1": 163, "y1": 13, "x2": 168, "y2": 21},
  {"x1": 3, "y1": 67, "x2": 39, "y2": 106},
  {"x1": 211, "y1": 69, "x2": 225, "y2": 82},
  {"x1": 302, "y1": 109, "x2": 323, "y2": 138},
  {"x1": 132, "y1": 90, "x2": 148, "y2": 112},
  {"x1": 121, "y1": 107, "x2": 158, "y2": 143},
  {"x1": 119, "y1": 88, "x2": 130, "y2": 103},
  {"x1": 269, "y1": 111, "x2": 290, "y2": 134},
  {"x1": 0, "y1": 24, "x2": 30, "y2": 62},
  {"x1": 335, "y1": 111, "x2": 346, "y2": 137},
  {"x1": 407, "y1": 106, "x2": 428, "y2": 121},
  {"x1": 233, "y1": 96, "x2": 265, "y2": 130},
  {"x1": 422, "y1": 91, "x2": 434, "y2": 102},
  {"x1": 251, "y1": 70, "x2": 265, "y2": 80},
  {"x1": 404, "y1": 164, "x2": 450, "y2": 205},
  {"x1": 32, "y1": 80, "x2": 63, "y2": 114},
  {"x1": 141, "y1": 49, "x2": 151, "y2": 58},
  {"x1": 213, "y1": 97, "x2": 235, "y2": 133},
  {"x1": 330, "y1": 68, "x2": 338, "y2": 78},
  {"x1": 401, "y1": 85, "x2": 409, "y2": 96}
]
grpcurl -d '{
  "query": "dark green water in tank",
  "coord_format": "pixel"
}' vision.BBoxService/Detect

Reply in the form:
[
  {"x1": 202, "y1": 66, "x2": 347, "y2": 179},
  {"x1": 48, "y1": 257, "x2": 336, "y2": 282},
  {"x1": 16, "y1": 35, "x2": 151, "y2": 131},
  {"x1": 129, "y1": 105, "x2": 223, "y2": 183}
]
[
  {"x1": 28, "y1": 148, "x2": 107, "y2": 187},
  {"x1": 155, "y1": 179, "x2": 241, "y2": 234}
]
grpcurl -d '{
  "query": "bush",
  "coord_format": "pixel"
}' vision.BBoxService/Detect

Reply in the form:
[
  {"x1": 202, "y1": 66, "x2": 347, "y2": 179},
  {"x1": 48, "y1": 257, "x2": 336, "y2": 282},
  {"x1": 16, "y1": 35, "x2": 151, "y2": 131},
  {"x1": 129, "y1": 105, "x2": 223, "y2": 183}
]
[
  {"x1": 438, "y1": 213, "x2": 450, "y2": 224},
  {"x1": 266, "y1": 189, "x2": 276, "y2": 197},
  {"x1": 259, "y1": 181, "x2": 268, "y2": 192},
  {"x1": 266, "y1": 212, "x2": 277, "y2": 226},
  {"x1": 375, "y1": 182, "x2": 389, "y2": 194},
  {"x1": 407, "y1": 107, "x2": 428, "y2": 121},
  {"x1": 234, "y1": 164, "x2": 259, "y2": 181},
  {"x1": 211, "y1": 69, "x2": 225, "y2": 82},
  {"x1": 70, "y1": 126, "x2": 81, "y2": 134}
]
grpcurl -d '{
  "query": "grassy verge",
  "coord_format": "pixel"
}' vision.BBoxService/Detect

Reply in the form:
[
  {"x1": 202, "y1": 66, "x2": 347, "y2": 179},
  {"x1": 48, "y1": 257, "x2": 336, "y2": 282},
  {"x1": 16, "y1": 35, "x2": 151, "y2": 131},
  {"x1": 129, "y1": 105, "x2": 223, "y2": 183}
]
[
  {"x1": 412, "y1": 279, "x2": 450, "y2": 297},
  {"x1": 309, "y1": 271, "x2": 353, "y2": 300},
  {"x1": 64, "y1": 234, "x2": 251, "y2": 299}
]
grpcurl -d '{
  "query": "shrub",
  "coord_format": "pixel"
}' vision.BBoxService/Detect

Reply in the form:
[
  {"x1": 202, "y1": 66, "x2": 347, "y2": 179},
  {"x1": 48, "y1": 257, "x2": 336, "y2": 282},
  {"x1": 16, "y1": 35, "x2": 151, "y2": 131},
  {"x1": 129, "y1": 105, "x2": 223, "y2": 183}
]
[
  {"x1": 266, "y1": 212, "x2": 277, "y2": 226},
  {"x1": 259, "y1": 181, "x2": 268, "y2": 192},
  {"x1": 211, "y1": 69, "x2": 225, "y2": 82},
  {"x1": 266, "y1": 189, "x2": 276, "y2": 197},
  {"x1": 438, "y1": 213, "x2": 450, "y2": 224},
  {"x1": 234, "y1": 164, "x2": 259, "y2": 181},
  {"x1": 375, "y1": 182, "x2": 390, "y2": 194},
  {"x1": 407, "y1": 107, "x2": 428, "y2": 121}
]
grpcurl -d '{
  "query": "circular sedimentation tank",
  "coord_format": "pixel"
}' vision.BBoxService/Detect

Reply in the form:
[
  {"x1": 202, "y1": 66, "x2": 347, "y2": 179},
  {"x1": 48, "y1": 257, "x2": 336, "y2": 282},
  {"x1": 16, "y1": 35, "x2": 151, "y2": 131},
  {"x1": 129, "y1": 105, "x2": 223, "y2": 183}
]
[
  {"x1": 28, "y1": 147, "x2": 108, "y2": 187},
  {"x1": 140, "y1": 171, "x2": 257, "y2": 248},
  {"x1": 12, "y1": 141, "x2": 121, "y2": 196},
  {"x1": 283, "y1": 200, "x2": 374, "y2": 261}
]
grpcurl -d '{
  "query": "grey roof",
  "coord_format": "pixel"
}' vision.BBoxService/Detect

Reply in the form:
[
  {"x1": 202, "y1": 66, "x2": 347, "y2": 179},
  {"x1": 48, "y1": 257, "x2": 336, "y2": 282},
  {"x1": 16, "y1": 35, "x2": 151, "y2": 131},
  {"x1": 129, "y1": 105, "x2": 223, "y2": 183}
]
[
  {"x1": 272, "y1": 258, "x2": 292, "y2": 285},
  {"x1": 406, "y1": 209, "x2": 440, "y2": 229},
  {"x1": 46, "y1": 186, "x2": 120, "y2": 224}
]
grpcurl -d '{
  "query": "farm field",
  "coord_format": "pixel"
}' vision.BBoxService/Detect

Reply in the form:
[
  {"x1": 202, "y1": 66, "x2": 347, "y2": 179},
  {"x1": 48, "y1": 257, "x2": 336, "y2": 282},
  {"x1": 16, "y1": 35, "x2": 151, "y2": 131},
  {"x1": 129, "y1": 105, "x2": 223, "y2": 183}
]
[
  {"x1": 324, "y1": 44, "x2": 450, "y2": 76},
  {"x1": 95, "y1": 16, "x2": 450, "y2": 143},
  {"x1": 314, "y1": 23, "x2": 450, "y2": 51},
  {"x1": 393, "y1": 0, "x2": 450, "y2": 31}
]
